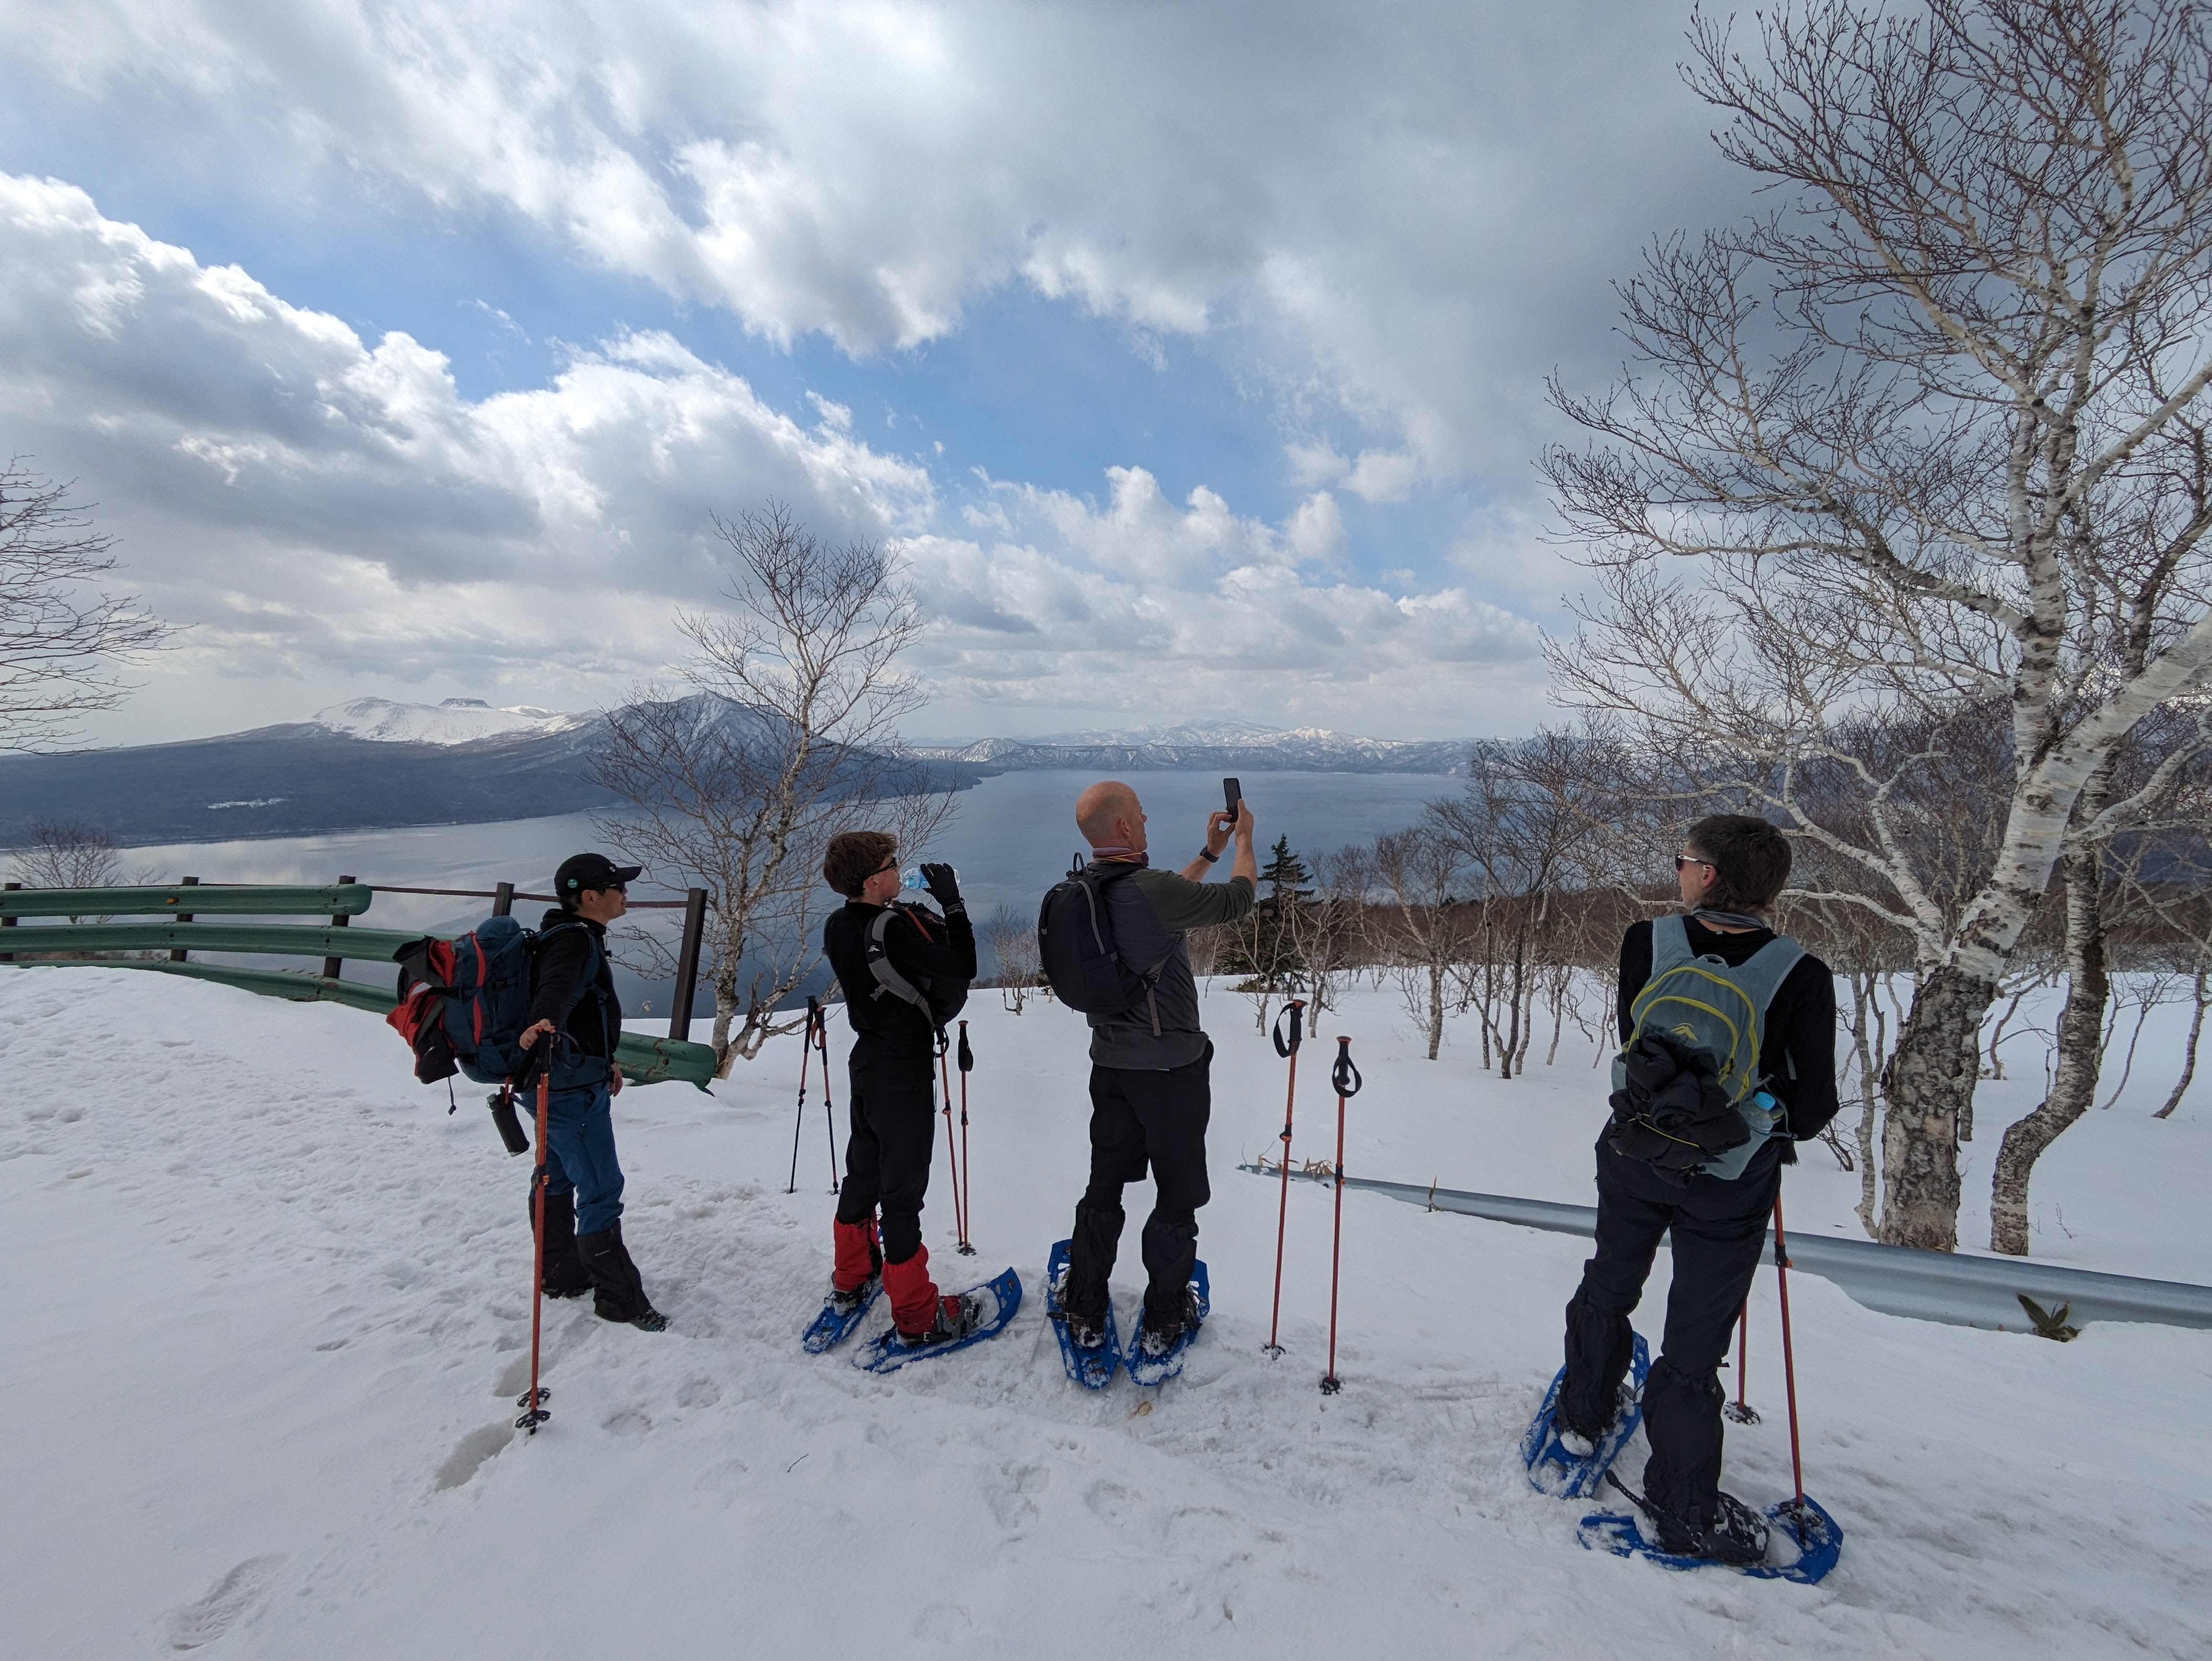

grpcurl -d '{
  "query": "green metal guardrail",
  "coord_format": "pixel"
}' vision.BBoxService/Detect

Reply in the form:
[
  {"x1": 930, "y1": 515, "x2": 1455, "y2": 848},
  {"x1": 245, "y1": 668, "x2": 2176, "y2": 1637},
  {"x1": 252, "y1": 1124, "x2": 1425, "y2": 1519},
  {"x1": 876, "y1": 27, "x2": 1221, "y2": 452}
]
[
  {"x1": 0, "y1": 883, "x2": 717, "y2": 1088},
  {"x1": 0, "y1": 883, "x2": 373, "y2": 918},
  {"x1": 0, "y1": 921, "x2": 425, "y2": 959}
]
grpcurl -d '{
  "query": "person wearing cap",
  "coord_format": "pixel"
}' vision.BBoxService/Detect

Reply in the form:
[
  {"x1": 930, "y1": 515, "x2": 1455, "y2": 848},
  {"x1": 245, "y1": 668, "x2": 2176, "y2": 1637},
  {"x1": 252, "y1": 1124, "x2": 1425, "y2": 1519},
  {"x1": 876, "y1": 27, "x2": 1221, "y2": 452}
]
[
  {"x1": 516, "y1": 852, "x2": 667, "y2": 1332},
  {"x1": 818, "y1": 830, "x2": 979, "y2": 1348}
]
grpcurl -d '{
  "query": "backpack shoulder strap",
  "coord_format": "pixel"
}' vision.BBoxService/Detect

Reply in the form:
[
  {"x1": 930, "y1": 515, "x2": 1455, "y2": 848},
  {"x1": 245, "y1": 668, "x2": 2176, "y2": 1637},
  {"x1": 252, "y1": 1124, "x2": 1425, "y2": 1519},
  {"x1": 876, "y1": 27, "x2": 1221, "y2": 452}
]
[
  {"x1": 532, "y1": 919, "x2": 606, "y2": 1017},
  {"x1": 1644, "y1": 914, "x2": 1694, "y2": 978},
  {"x1": 1728, "y1": 933, "x2": 1807, "y2": 1016},
  {"x1": 1082, "y1": 863, "x2": 1166, "y2": 983},
  {"x1": 865, "y1": 906, "x2": 936, "y2": 1016}
]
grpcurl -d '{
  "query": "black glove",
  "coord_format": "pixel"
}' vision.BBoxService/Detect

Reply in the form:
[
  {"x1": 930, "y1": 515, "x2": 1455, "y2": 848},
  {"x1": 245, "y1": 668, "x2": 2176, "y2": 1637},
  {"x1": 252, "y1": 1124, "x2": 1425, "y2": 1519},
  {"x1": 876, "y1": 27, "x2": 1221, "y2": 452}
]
[{"x1": 919, "y1": 862, "x2": 963, "y2": 911}]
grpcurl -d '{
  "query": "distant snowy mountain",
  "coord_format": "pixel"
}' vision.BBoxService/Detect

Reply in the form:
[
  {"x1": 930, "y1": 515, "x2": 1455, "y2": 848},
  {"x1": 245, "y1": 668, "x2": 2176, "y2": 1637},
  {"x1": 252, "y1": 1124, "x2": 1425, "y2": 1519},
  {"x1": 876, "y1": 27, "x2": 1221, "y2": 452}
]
[
  {"x1": 313, "y1": 697, "x2": 589, "y2": 746},
  {"x1": 0, "y1": 694, "x2": 978, "y2": 849},
  {"x1": 904, "y1": 722, "x2": 1469, "y2": 774}
]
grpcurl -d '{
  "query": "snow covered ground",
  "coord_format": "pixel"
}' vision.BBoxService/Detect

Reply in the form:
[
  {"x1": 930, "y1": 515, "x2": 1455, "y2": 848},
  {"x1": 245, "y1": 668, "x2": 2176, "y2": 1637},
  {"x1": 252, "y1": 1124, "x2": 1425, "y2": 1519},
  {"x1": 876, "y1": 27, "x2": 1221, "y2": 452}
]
[{"x1": 4, "y1": 967, "x2": 2208, "y2": 1659}]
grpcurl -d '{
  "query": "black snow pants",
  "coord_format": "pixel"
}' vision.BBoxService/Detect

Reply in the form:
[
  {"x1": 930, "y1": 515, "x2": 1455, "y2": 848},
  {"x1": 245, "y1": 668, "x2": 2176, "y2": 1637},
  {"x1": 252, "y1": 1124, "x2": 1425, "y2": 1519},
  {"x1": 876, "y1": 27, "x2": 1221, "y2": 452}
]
[
  {"x1": 834, "y1": 1039, "x2": 939, "y2": 1264},
  {"x1": 1064, "y1": 1042, "x2": 1213, "y2": 1329},
  {"x1": 1560, "y1": 1136, "x2": 1782, "y2": 1529}
]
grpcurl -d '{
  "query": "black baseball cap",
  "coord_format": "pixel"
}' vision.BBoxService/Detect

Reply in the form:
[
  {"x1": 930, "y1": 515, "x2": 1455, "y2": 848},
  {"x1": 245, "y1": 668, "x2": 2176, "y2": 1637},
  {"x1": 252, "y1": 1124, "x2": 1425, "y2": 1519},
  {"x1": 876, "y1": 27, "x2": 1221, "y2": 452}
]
[{"x1": 555, "y1": 853, "x2": 642, "y2": 900}]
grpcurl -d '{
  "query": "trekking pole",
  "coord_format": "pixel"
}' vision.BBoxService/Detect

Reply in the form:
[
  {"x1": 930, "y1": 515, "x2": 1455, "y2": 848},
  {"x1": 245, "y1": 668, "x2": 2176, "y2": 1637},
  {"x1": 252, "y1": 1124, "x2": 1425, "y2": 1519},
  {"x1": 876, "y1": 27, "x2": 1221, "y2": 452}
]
[
  {"x1": 1724, "y1": 1300, "x2": 1760, "y2": 1424},
  {"x1": 516, "y1": 1067, "x2": 553, "y2": 1434},
  {"x1": 1263, "y1": 998, "x2": 1307, "y2": 1357},
  {"x1": 787, "y1": 996, "x2": 818, "y2": 1196},
  {"x1": 956, "y1": 1020, "x2": 976, "y2": 1255},
  {"x1": 815, "y1": 1001, "x2": 841, "y2": 1193},
  {"x1": 937, "y1": 1032, "x2": 968, "y2": 1252},
  {"x1": 1321, "y1": 1035, "x2": 1361, "y2": 1395},
  {"x1": 1772, "y1": 1193, "x2": 1805, "y2": 1505}
]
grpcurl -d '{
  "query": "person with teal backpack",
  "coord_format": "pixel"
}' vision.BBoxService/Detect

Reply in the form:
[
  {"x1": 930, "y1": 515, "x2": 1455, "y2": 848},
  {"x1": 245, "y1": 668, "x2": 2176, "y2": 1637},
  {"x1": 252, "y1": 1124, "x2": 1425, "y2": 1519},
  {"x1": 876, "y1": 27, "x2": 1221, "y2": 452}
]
[{"x1": 1547, "y1": 816, "x2": 1837, "y2": 1562}]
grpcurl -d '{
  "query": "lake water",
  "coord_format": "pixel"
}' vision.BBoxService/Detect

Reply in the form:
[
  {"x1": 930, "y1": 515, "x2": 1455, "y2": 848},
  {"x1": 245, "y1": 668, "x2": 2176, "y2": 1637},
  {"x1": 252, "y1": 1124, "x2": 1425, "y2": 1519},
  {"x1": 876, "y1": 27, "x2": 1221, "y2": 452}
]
[{"x1": 97, "y1": 769, "x2": 1458, "y2": 1013}]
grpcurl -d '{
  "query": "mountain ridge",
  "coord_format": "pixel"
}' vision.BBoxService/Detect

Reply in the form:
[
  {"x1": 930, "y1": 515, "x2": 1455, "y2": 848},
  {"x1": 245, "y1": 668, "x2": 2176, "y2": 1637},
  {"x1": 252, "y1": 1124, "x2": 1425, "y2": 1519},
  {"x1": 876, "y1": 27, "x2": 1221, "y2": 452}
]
[{"x1": 0, "y1": 698, "x2": 1469, "y2": 849}]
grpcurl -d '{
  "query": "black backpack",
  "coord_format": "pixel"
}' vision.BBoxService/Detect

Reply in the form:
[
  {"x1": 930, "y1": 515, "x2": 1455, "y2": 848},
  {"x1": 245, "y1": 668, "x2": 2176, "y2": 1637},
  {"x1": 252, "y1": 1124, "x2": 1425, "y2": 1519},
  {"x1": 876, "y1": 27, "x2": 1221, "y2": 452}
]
[{"x1": 1038, "y1": 856, "x2": 1164, "y2": 1030}]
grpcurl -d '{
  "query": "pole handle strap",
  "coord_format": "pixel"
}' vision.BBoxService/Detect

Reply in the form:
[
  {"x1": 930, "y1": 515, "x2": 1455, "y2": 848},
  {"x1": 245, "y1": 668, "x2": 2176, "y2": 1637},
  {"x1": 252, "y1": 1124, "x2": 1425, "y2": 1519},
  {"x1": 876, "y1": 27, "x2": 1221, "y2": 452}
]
[
  {"x1": 1331, "y1": 1040, "x2": 1361, "y2": 1099},
  {"x1": 1272, "y1": 999, "x2": 1305, "y2": 1058}
]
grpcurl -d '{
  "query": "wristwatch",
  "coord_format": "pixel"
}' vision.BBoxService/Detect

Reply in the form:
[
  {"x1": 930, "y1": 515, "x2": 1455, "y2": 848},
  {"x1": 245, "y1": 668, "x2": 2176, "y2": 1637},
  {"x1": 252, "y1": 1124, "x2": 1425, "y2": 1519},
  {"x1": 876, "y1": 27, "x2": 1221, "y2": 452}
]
[{"x1": 1195, "y1": 846, "x2": 1220, "y2": 863}]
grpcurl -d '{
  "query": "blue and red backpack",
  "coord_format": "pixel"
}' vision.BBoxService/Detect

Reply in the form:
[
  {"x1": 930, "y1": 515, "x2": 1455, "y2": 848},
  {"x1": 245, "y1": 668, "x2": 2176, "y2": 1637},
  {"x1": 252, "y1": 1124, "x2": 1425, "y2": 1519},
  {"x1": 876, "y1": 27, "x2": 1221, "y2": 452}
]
[{"x1": 387, "y1": 916, "x2": 598, "y2": 1086}]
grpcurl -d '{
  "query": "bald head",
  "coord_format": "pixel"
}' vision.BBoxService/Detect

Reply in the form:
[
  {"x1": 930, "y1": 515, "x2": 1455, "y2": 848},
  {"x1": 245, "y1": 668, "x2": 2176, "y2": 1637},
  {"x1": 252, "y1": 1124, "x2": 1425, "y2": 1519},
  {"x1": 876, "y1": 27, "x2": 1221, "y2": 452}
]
[{"x1": 1076, "y1": 780, "x2": 1145, "y2": 851}]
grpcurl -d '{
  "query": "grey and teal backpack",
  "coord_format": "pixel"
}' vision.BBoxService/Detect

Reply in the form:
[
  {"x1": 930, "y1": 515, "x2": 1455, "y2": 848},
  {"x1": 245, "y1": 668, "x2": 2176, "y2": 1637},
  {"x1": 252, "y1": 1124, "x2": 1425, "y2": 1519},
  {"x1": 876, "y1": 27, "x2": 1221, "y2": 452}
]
[{"x1": 1611, "y1": 916, "x2": 1802, "y2": 1182}]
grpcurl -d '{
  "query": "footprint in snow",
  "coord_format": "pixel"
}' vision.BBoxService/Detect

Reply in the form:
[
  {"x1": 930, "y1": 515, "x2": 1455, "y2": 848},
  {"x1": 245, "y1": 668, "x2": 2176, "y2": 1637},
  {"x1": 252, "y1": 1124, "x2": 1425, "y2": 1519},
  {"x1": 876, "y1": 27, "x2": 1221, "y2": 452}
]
[
  {"x1": 161, "y1": 1554, "x2": 285, "y2": 1650},
  {"x1": 432, "y1": 1424, "x2": 511, "y2": 1492}
]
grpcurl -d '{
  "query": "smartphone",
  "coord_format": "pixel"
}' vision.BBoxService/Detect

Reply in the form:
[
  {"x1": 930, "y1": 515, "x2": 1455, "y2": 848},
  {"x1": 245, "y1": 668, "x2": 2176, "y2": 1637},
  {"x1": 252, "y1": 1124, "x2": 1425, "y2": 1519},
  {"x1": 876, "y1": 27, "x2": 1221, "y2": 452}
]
[{"x1": 1222, "y1": 776, "x2": 1241, "y2": 817}]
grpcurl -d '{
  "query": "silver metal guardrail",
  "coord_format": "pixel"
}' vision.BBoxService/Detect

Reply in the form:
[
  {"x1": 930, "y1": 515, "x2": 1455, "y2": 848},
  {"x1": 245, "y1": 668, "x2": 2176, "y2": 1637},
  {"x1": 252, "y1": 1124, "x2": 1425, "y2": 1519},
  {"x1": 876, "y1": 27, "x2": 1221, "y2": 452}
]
[{"x1": 1241, "y1": 1165, "x2": 2212, "y2": 1335}]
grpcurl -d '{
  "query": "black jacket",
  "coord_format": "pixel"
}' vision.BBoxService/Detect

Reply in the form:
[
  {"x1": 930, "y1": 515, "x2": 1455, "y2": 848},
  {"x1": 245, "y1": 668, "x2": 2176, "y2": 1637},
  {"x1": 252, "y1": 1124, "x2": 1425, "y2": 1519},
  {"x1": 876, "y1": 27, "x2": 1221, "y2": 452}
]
[
  {"x1": 1616, "y1": 917, "x2": 1839, "y2": 1161},
  {"x1": 528, "y1": 909, "x2": 620, "y2": 1064},
  {"x1": 823, "y1": 900, "x2": 976, "y2": 1057}
]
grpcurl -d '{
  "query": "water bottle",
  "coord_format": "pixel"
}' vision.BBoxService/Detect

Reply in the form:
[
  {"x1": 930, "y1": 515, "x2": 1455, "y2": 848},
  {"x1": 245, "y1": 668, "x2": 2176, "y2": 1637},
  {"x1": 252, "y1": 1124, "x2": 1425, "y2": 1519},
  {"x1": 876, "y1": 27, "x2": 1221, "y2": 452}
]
[{"x1": 902, "y1": 866, "x2": 928, "y2": 893}]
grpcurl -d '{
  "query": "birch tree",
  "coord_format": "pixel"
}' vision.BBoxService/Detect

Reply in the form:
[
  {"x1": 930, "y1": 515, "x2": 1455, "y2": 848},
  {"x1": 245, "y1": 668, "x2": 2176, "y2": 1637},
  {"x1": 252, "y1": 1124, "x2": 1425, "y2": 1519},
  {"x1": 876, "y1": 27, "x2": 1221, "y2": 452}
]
[
  {"x1": 1989, "y1": 703, "x2": 2210, "y2": 1251},
  {"x1": 1543, "y1": 0, "x2": 2212, "y2": 1249},
  {"x1": 592, "y1": 505, "x2": 952, "y2": 1074},
  {"x1": 1, "y1": 462, "x2": 168, "y2": 751}
]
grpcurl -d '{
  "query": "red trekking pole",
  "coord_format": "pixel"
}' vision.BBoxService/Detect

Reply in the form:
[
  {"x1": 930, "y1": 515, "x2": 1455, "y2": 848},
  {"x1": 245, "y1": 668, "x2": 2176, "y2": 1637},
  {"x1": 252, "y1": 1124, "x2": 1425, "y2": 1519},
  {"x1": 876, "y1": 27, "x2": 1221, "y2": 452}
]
[
  {"x1": 937, "y1": 1034, "x2": 969, "y2": 1252},
  {"x1": 516, "y1": 1068, "x2": 553, "y2": 1434},
  {"x1": 1772, "y1": 1193, "x2": 1805, "y2": 1504},
  {"x1": 1263, "y1": 998, "x2": 1306, "y2": 1356},
  {"x1": 815, "y1": 1001, "x2": 841, "y2": 1193},
  {"x1": 956, "y1": 1020, "x2": 976, "y2": 1254},
  {"x1": 1320, "y1": 1035, "x2": 1360, "y2": 1394}
]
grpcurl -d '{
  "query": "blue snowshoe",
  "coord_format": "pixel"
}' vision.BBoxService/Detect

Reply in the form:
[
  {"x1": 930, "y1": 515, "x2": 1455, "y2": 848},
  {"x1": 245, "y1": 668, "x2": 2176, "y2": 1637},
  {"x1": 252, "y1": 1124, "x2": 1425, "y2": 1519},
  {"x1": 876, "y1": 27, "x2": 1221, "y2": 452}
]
[
  {"x1": 1044, "y1": 1240, "x2": 1119, "y2": 1390},
  {"x1": 1522, "y1": 1331, "x2": 1650, "y2": 1499},
  {"x1": 1577, "y1": 1490, "x2": 1842, "y2": 1584},
  {"x1": 853, "y1": 1268, "x2": 1022, "y2": 1375},
  {"x1": 801, "y1": 1275, "x2": 881, "y2": 1354},
  {"x1": 1126, "y1": 1261, "x2": 1209, "y2": 1388}
]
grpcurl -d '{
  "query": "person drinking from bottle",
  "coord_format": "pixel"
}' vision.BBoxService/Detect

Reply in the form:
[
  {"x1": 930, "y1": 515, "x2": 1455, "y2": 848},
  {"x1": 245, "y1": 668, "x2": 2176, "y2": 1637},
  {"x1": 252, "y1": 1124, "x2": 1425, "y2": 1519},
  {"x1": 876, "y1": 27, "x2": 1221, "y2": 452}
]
[
  {"x1": 819, "y1": 831, "x2": 980, "y2": 1348},
  {"x1": 1058, "y1": 781, "x2": 1255, "y2": 1362},
  {"x1": 516, "y1": 852, "x2": 668, "y2": 1332}
]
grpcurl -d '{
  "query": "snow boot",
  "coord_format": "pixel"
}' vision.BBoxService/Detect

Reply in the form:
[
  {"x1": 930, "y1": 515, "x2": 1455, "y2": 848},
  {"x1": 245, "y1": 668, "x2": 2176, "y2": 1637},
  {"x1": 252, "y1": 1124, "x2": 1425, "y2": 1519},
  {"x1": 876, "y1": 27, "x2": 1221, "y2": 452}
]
[
  {"x1": 883, "y1": 1244, "x2": 944, "y2": 1338},
  {"x1": 896, "y1": 1290, "x2": 988, "y2": 1350},
  {"x1": 1651, "y1": 1489, "x2": 1771, "y2": 1565},
  {"x1": 1556, "y1": 1425, "x2": 1598, "y2": 1460},
  {"x1": 1050, "y1": 1264, "x2": 1107, "y2": 1351},
  {"x1": 1136, "y1": 1284, "x2": 1203, "y2": 1357},
  {"x1": 534, "y1": 1190, "x2": 593, "y2": 1300},
  {"x1": 578, "y1": 1220, "x2": 668, "y2": 1331},
  {"x1": 833, "y1": 1217, "x2": 884, "y2": 1306}
]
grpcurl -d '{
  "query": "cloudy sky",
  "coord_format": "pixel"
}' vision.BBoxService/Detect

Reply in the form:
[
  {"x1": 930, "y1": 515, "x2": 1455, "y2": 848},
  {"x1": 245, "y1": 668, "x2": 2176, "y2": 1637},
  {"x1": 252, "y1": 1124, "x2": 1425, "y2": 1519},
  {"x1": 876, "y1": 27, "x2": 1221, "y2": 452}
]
[{"x1": 0, "y1": 0, "x2": 1744, "y2": 746}]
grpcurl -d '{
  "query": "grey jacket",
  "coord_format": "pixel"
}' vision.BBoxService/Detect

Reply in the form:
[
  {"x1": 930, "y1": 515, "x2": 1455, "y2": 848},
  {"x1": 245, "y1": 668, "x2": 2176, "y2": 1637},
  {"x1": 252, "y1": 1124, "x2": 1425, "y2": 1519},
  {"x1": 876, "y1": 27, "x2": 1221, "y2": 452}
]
[{"x1": 1085, "y1": 860, "x2": 1255, "y2": 1070}]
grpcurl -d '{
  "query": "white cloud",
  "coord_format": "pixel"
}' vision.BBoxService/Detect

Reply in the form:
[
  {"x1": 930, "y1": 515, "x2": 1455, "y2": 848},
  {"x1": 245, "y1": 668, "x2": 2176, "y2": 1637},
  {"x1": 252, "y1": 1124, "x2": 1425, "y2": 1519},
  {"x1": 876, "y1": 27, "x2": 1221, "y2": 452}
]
[
  {"x1": 896, "y1": 480, "x2": 1545, "y2": 736},
  {"x1": 0, "y1": 173, "x2": 1548, "y2": 740},
  {"x1": 1344, "y1": 449, "x2": 1419, "y2": 505},
  {"x1": 6, "y1": 0, "x2": 1729, "y2": 490},
  {"x1": 0, "y1": 173, "x2": 933, "y2": 728}
]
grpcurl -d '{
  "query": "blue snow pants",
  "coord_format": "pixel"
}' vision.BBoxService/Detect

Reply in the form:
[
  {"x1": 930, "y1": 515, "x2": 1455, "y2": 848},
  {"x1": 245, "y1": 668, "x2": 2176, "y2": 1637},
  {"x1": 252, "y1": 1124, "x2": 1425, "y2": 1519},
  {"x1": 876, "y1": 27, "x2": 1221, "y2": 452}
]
[{"x1": 540, "y1": 1081, "x2": 625, "y2": 1236}]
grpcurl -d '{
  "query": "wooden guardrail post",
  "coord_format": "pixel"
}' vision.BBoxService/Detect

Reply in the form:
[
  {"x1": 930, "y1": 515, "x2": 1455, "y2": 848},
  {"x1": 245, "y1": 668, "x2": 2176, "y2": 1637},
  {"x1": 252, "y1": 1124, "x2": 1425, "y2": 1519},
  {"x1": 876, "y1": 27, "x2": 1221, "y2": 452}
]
[
  {"x1": 669, "y1": 887, "x2": 708, "y2": 1041},
  {"x1": 169, "y1": 875, "x2": 199, "y2": 962},
  {"x1": 321, "y1": 874, "x2": 354, "y2": 980},
  {"x1": 492, "y1": 882, "x2": 514, "y2": 918},
  {"x1": 1, "y1": 881, "x2": 17, "y2": 963}
]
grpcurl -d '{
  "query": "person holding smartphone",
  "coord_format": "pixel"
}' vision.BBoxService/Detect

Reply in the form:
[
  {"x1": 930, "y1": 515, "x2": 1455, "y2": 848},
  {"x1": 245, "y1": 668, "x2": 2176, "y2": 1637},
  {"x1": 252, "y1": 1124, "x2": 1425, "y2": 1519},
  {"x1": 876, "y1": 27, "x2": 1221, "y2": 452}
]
[{"x1": 1057, "y1": 779, "x2": 1257, "y2": 1360}]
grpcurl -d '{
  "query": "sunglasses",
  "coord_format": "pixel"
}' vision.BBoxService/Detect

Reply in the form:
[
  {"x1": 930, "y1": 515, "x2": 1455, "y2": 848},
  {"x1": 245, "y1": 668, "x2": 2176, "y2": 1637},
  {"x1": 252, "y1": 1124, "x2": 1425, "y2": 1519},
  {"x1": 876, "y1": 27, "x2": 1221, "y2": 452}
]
[
  {"x1": 1674, "y1": 854, "x2": 1714, "y2": 873},
  {"x1": 873, "y1": 856, "x2": 900, "y2": 876}
]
